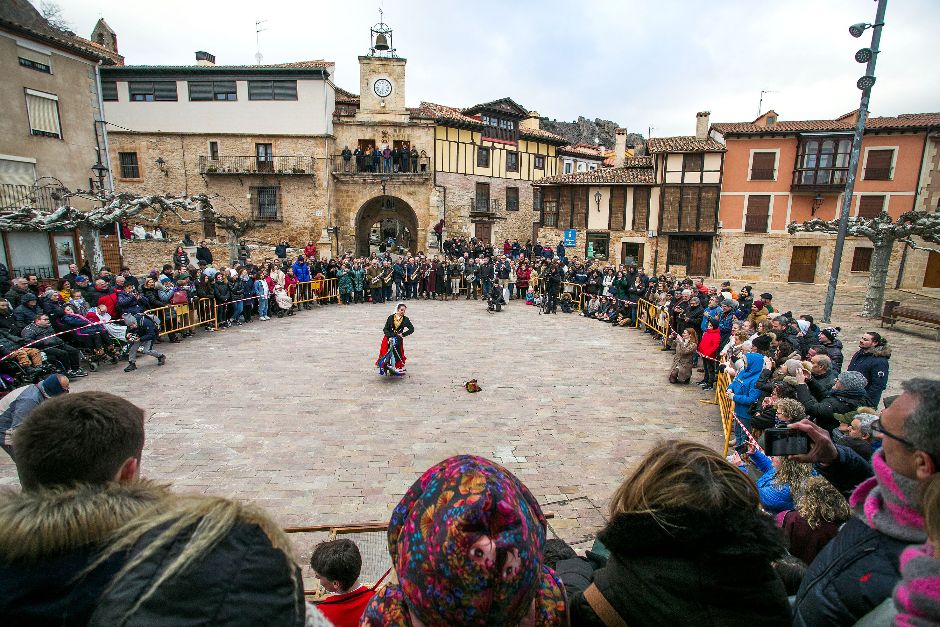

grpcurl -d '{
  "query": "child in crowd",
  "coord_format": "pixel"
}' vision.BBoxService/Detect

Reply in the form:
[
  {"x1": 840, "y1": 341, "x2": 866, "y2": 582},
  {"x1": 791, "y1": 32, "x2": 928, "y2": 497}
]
[{"x1": 310, "y1": 538, "x2": 374, "y2": 627}]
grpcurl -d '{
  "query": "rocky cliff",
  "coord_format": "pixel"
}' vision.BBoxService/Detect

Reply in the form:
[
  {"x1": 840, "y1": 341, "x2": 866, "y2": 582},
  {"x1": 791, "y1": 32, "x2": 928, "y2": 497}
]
[{"x1": 539, "y1": 116, "x2": 646, "y2": 155}]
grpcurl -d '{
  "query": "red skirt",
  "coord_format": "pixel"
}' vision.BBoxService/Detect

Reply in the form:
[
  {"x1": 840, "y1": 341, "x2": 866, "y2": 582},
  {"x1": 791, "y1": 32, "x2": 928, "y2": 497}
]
[{"x1": 376, "y1": 335, "x2": 406, "y2": 369}]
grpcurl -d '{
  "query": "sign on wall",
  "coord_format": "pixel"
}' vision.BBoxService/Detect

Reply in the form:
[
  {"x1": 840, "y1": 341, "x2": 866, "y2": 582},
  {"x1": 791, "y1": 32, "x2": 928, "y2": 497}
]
[{"x1": 563, "y1": 229, "x2": 577, "y2": 247}]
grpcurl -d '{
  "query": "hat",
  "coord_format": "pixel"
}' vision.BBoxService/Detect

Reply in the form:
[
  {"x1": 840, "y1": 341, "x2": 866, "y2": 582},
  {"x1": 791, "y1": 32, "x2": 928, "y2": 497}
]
[
  {"x1": 760, "y1": 292, "x2": 773, "y2": 300},
  {"x1": 75, "y1": 275, "x2": 89, "y2": 283},
  {"x1": 834, "y1": 410, "x2": 858, "y2": 425},
  {"x1": 837, "y1": 370, "x2": 868, "y2": 392},
  {"x1": 752, "y1": 299, "x2": 764, "y2": 309},
  {"x1": 819, "y1": 327, "x2": 840, "y2": 341},
  {"x1": 363, "y1": 456, "x2": 566, "y2": 625},
  {"x1": 23, "y1": 294, "x2": 37, "y2": 302},
  {"x1": 752, "y1": 335, "x2": 772, "y2": 351},
  {"x1": 39, "y1": 373, "x2": 66, "y2": 397},
  {"x1": 159, "y1": 277, "x2": 173, "y2": 284},
  {"x1": 721, "y1": 299, "x2": 734, "y2": 308}
]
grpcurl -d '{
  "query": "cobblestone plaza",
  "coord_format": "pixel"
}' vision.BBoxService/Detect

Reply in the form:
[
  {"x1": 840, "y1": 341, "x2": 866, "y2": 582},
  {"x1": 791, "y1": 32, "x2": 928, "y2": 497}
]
[{"x1": 1, "y1": 285, "x2": 936, "y2": 547}]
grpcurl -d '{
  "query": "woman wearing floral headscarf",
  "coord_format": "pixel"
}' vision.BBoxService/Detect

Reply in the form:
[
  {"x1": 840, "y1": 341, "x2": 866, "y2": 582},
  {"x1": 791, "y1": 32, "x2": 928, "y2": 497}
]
[{"x1": 361, "y1": 455, "x2": 567, "y2": 625}]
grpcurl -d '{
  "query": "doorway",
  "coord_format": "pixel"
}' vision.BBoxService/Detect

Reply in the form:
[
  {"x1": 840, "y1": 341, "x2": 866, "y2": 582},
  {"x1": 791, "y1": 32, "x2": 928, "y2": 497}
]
[
  {"x1": 788, "y1": 246, "x2": 819, "y2": 283},
  {"x1": 354, "y1": 196, "x2": 419, "y2": 256},
  {"x1": 621, "y1": 242, "x2": 645, "y2": 268},
  {"x1": 924, "y1": 251, "x2": 940, "y2": 288},
  {"x1": 666, "y1": 235, "x2": 712, "y2": 276},
  {"x1": 474, "y1": 222, "x2": 493, "y2": 244}
]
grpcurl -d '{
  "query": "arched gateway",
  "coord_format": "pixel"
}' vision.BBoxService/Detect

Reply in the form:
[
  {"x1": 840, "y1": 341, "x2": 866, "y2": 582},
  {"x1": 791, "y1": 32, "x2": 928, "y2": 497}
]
[{"x1": 355, "y1": 196, "x2": 419, "y2": 256}]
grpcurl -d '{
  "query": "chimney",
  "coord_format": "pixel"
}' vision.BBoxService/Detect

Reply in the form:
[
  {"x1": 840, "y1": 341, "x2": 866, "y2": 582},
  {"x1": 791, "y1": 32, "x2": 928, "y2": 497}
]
[
  {"x1": 520, "y1": 110, "x2": 541, "y2": 131},
  {"x1": 695, "y1": 111, "x2": 710, "y2": 140},
  {"x1": 614, "y1": 128, "x2": 627, "y2": 168},
  {"x1": 195, "y1": 51, "x2": 216, "y2": 66}
]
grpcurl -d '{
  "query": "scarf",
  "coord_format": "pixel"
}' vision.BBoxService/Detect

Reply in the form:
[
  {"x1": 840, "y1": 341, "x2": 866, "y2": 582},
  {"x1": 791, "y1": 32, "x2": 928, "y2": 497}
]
[
  {"x1": 849, "y1": 451, "x2": 926, "y2": 543},
  {"x1": 894, "y1": 542, "x2": 940, "y2": 626}
]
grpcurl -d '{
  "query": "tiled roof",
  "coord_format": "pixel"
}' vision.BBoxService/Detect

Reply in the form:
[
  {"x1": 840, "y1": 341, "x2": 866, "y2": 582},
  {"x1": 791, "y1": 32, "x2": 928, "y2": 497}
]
[
  {"x1": 418, "y1": 102, "x2": 484, "y2": 127},
  {"x1": 335, "y1": 86, "x2": 359, "y2": 104},
  {"x1": 267, "y1": 59, "x2": 332, "y2": 69},
  {"x1": 647, "y1": 136, "x2": 725, "y2": 153},
  {"x1": 519, "y1": 126, "x2": 567, "y2": 144},
  {"x1": 559, "y1": 145, "x2": 606, "y2": 159},
  {"x1": 0, "y1": 0, "x2": 123, "y2": 64},
  {"x1": 712, "y1": 112, "x2": 940, "y2": 136},
  {"x1": 534, "y1": 164, "x2": 655, "y2": 186}
]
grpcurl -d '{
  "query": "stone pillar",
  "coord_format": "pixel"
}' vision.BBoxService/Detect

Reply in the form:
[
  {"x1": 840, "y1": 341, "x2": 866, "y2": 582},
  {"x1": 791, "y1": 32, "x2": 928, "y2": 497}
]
[{"x1": 696, "y1": 111, "x2": 711, "y2": 140}]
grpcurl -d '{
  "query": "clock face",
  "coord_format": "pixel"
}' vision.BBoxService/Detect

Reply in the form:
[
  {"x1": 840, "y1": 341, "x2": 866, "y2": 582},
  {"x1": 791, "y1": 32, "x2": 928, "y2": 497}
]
[{"x1": 374, "y1": 78, "x2": 393, "y2": 98}]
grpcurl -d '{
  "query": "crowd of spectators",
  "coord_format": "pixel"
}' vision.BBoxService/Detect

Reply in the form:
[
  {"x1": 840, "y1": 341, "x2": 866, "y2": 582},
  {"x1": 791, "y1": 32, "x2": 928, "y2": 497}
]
[{"x1": 0, "y1": 236, "x2": 937, "y2": 625}]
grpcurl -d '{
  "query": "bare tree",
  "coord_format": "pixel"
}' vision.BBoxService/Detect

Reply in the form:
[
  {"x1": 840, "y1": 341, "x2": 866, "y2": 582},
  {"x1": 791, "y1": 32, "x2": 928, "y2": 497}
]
[
  {"x1": 0, "y1": 188, "x2": 258, "y2": 271},
  {"x1": 788, "y1": 210, "x2": 940, "y2": 318},
  {"x1": 39, "y1": 1, "x2": 71, "y2": 32}
]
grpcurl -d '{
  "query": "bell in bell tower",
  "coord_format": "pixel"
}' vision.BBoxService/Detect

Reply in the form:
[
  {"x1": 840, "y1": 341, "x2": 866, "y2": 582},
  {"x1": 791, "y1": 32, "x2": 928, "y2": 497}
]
[
  {"x1": 357, "y1": 10, "x2": 407, "y2": 120},
  {"x1": 369, "y1": 9, "x2": 396, "y2": 58}
]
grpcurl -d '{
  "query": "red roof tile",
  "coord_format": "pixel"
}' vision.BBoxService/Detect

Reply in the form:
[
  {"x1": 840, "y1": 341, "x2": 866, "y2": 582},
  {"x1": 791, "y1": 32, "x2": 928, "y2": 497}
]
[
  {"x1": 647, "y1": 136, "x2": 725, "y2": 153},
  {"x1": 712, "y1": 112, "x2": 940, "y2": 136},
  {"x1": 534, "y1": 162, "x2": 655, "y2": 186}
]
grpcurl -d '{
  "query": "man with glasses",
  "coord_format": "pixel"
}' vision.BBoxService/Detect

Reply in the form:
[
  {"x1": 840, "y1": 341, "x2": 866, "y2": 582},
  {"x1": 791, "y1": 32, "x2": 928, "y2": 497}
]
[
  {"x1": 790, "y1": 378, "x2": 940, "y2": 626},
  {"x1": 0, "y1": 373, "x2": 68, "y2": 460}
]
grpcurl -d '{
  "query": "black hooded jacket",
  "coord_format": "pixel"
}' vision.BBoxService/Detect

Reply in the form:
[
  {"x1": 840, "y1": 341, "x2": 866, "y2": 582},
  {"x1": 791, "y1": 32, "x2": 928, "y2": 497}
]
[{"x1": 556, "y1": 508, "x2": 790, "y2": 626}]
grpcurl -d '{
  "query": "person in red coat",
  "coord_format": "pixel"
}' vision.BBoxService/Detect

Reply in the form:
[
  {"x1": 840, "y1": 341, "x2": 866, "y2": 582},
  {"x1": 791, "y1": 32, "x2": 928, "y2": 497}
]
[
  {"x1": 697, "y1": 318, "x2": 722, "y2": 391},
  {"x1": 310, "y1": 539, "x2": 375, "y2": 627},
  {"x1": 303, "y1": 241, "x2": 318, "y2": 260}
]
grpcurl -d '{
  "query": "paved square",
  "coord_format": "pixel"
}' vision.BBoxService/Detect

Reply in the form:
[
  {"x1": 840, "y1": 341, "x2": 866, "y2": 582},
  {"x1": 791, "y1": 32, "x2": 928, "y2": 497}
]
[{"x1": 0, "y1": 298, "x2": 727, "y2": 545}]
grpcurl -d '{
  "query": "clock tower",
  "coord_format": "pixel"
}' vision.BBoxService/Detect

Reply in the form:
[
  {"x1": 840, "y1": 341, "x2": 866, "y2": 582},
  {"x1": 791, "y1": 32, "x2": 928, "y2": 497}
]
[{"x1": 357, "y1": 15, "x2": 408, "y2": 122}]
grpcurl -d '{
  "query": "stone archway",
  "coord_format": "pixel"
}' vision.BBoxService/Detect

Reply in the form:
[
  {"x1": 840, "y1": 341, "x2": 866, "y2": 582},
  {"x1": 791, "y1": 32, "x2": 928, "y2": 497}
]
[{"x1": 355, "y1": 196, "x2": 419, "y2": 256}]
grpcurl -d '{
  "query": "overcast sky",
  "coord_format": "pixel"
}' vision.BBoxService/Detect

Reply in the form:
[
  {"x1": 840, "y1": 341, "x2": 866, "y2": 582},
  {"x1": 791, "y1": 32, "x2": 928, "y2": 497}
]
[{"x1": 56, "y1": 0, "x2": 939, "y2": 137}]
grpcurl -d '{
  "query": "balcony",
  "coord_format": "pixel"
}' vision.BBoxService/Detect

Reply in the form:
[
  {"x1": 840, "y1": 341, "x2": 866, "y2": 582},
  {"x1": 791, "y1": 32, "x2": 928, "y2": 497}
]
[
  {"x1": 0, "y1": 183, "x2": 67, "y2": 211},
  {"x1": 198, "y1": 155, "x2": 315, "y2": 176},
  {"x1": 481, "y1": 126, "x2": 518, "y2": 143},
  {"x1": 791, "y1": 167, "x2": 849, "y2": 193},
  {"x1": 470, "y1": 197, "x2": 504, "y2": 220},
  {"x1": 331, "y1": 154, "x2": 430, "y2": 179}
]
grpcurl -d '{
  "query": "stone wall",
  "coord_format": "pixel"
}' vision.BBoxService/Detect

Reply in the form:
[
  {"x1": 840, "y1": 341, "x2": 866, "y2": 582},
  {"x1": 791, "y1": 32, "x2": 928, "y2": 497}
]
[{"x1": 438, "y1": 172, "x2": 537, "y2": 244}]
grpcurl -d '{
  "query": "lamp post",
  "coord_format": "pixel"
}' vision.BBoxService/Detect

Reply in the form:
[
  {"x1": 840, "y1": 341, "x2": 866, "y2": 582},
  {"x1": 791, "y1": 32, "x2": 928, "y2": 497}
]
[
  {"x1": 91, "y1": 161, "x2": 109, "y2": 192},
  {"x1": 594, "y1": 191, "x2": 602, "y2": 212},
  {"x1": 822, "y1": 0, "x2": 887, "y2": 323}
]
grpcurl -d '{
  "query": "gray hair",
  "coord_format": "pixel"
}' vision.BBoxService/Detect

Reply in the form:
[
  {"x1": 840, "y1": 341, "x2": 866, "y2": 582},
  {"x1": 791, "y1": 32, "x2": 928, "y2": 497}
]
[
  {"x1": 854, "y1": 413, "x2": 878, "y2": 437},
  {"x1": 901, "y1": 379, "x2": 940, "y2": 457},
  {"x1": 811, "y1": 354, "x2": 832, "y2": 372}
]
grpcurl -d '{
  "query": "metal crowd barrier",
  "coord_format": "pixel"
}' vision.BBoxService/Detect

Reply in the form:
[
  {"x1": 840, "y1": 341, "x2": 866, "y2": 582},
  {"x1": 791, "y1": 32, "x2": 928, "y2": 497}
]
[
  {"x1": 714, "y1": 368, "x2": 735, "y2": 456},
  {"x1": 561, "y1": 282, "x2": 584, "y2": 311},
  {"x1": 145, "y1": 297, "x2": 217, "y2": 336},
  {"x1": 293, "y1": 278, "x2": 339, "y2": 306},
  {"x1": 635, "y1": 298, "x2": 670, "y2": 342}
]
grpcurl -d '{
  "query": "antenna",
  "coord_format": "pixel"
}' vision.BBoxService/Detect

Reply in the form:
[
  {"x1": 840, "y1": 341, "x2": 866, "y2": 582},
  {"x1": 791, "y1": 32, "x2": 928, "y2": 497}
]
[
  {"x1": 255, "y1": 19, "x2": 267, "y2": 65},
  {"x1": 758, "y1": 89, "x2": 778, "y2": 117}
]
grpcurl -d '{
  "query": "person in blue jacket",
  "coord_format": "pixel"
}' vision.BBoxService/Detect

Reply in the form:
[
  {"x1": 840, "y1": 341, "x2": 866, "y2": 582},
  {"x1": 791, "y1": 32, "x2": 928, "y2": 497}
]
[
  {"x1": 726, "y1": 351, "x2": 766, "y2": 446},
  {"x1": 731, "y1": 442, "x2": 814, "y2": 514},
  {"x1": 847, "y1": 331, "x2": 891, "y2": 407},
  {"x1": 291, "y1": 255, "x2": 312, "y2": 310}
]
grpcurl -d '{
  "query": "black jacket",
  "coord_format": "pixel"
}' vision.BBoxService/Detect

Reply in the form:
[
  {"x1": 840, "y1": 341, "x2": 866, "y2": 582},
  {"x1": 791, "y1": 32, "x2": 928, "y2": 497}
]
[
  {"x1": 556, "y1": 508, "x2": 790, "y2": 627},
  {"x1": 195, "y1": 246, "x2": 213, "y2": 265},
  {"x1": 383, "y1": 314, "x2": 414, "y2": 340},
  {"x1": 796, "y1": 383, "x2": 870, "y2": 432},
  {"x1": 847, "y1": 344, "x2": 891, "y2": 407}
]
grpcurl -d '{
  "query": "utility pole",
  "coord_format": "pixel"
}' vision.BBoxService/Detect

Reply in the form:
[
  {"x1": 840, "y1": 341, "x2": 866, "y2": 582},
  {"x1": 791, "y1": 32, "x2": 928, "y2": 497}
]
[
  {"x1": 255, "y1": 19, "x2": 266, "y2": 65},
  {"x1": 757, "y1": 90, "x2": 778, "y2": 117},
  {"x1": 822, "y1": 0, "x2": 887, "y2": 322}
]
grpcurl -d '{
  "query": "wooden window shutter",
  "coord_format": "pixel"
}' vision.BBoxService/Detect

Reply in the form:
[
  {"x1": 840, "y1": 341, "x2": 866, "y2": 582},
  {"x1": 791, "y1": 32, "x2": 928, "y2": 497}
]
[
  {"x1": 572, "y1": 187, "x2": 588, "y2": 229},
  {"x1": 742, "y1": 244, "x2": 763, "y2": 267},
  {"x1": 633, "y1": 187, "x2": 650, "y2": 231},
  {"x1": 188, "y1": 81, "x2": 214, "y2": 101},
  {"x1": 750, "y1": 152, "x2": 776, "y2": 180},
  {"x1": 558, "y1": 187, "x2": 571, "y2": 226},
  {"x1": 744, "y1": 195, "x2": 771, "y2": 232},
  {"x1": 609, "y1": 187, "x2": 626, "y2": 230},
  {"x1": 851, "y1": 247, "x2": 873, "y2": 272},
  {"x1": 858, "y1": 195, "x2": 885, "y2": 218},
  {"x1": 661, "y1": 187, "x2": 680, "y2": 232},
  {"x1": 864, "y1": 150, "x2": 893, "y2": 180},
  {"x1": 101, "y1": 81, "x2": 118, "y2": 101}
]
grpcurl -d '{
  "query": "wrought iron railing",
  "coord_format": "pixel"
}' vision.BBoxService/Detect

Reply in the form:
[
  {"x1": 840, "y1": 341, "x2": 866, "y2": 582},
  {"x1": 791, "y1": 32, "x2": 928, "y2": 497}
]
[
  {"x1": 0, "y1": 183, "x2": 66, "y2": 211},
  {"x1": 471, "y1": 197, "x2": 501, "y2": 214},
  {"x1": 198, "y1": 155, "x2": 315, "y2": 176},
  {"x1": 331, "y1": 154, "x2": 430, "y2": 175}
]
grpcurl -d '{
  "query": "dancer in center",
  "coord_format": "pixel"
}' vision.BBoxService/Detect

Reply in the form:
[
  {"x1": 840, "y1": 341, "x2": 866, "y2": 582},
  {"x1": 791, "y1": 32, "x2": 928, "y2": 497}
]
[{"x1": 376, "y1": 303, "x2": 414, "y2": 376}]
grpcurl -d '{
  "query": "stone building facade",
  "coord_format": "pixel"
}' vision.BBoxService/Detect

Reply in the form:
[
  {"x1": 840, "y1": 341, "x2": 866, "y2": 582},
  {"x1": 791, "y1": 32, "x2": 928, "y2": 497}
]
[{"x1": 711, "y1": 110, "x2": 940, "y2": 288}]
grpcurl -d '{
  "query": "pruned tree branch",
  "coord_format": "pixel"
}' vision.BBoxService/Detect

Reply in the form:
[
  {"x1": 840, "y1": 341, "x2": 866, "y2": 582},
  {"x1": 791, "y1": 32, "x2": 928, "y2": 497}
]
[{"x1": 900, "y1": 237, "x2": 940, "y2": 255}]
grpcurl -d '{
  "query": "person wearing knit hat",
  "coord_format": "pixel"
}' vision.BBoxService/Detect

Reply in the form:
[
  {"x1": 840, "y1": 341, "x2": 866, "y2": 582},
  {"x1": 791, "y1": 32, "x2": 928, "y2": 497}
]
[
  {"x1": 817, "y1": 327, "x2": 845, "y2": 372},
  {"x1": 361, "y1": 455, "x2": 566, "y2": 625},
  {"x1": 0, "y1": 373, "x2": 69, "y2": 461},
  {"x1": 793, "y1": 367, "x2": 871, "y2": 432},
  {"x1": 837, "y1": 370, "x2": 868, "y2": 393}
]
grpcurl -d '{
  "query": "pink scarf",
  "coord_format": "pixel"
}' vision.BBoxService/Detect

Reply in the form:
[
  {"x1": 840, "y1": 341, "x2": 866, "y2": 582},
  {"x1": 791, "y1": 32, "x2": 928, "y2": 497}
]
[
  {"x1": 894, "y1": 543, "x2": 940, "y2": 626},
  {"x1": 850, "y1": 451, "x2": 926, "y2": 544}
]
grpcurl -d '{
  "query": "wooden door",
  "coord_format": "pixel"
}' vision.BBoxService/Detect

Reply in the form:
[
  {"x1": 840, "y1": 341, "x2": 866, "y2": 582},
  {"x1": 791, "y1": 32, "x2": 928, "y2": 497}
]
[
  {"x1": 621, "y1": 243, "x2": 645, "y2": 267},
  {"x1": 689, "y1": 238, "x2": 711, "y2": 275},
  {"x1": 924, "y1": 251, "x2": 940, "y2": 288},
  {"x1": 474, "y1": 222, "x2": 492, "y2": 244},
  {"x1": 788, "y1": 246, "x2": 819, "y2": 283}
]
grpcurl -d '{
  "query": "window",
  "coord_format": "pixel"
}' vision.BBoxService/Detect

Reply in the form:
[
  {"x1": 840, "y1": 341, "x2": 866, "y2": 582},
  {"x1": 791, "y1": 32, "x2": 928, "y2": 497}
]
[
  {"x1": 188, "y1": 80, "x2": 237, "y2": 101},
  {"x1": 858, "y1": 195, "x2": 885, "y2": 218},
  {"x1": 851, "y1": 247, "x2": 873, "y2": 272},
  {"x1": 17, "y1": 46, "x2": 51, "y2": 73},
  {"x1": 542, "y1": 199, "x2": 558, "y2": 226},
  {"x1": 683, "y1": 153, "x2": 704, "y2": 172},
  {"x1": 533, "y1": 187, "x2": 541, "y2": 212},
  {"x1": 750, "y1": 152, "x2": 776, "y2": 180},
  {"x1": 477, "y1": 147, "x2": 490, "y2": 168},
  {"x1": 564, "y1": 161, "x2": 573, "y2": 174},
  {"x1": 744, "y1": 195, "x2": 771, "y2": 233},
  {"x1": 506, "y1": 186, "x2": 519, "y2": 211},
  {"x1": 101, "y1": 80, "x2": 118, "y2": 101},
  {"x1": 864, "y1": 149, "x2": 894, "y2": 180},
  {"x1": 247, "y1": 80, "x2": 298, "y2": 100},
  {"x1": 588, "y1": 164, "x2": 598, "y2": 171},
  {"x1": 208, "y1": 141, "x2": 219, "y2": 160},
  {"x1": 766, "y1": 115, "x2": 776, "y2": 125},
  {"x1": 577, "y1": 162, "x2": 586, "y2": 172},
  {"x1": 256, "y1": 143, "x2": 273, "y2": 172},
  {"x1": 587, "y1": 232, "x2": 610, "y2": 259},
  {"x1": 474, "y1": 182, "x2": 490, "y2": 212},
  {"x1": 794, "y1": 136, "x2": 851, "y2": 187},
  {"x1": 742, "y1": 244, "x2": 763, "y2": 267},
  {"x1": 506, "y1": 151, "x2": 518, "y2": 172},
  {"x1": 534, "y1": 155, "x2": 544, "y2": 169},
  {"x1": 251, "y1": 186, "x2": 280, "y2": 220},
  {"x1": 25, "y1": 89, "x2": 61, "y2": 138},
  {"x1": 118, "y1": 152, "x2": 139, "y2": 178},
  {"x1": 633, "y1": 187, "x2": 650, "y2": 231},
  {"x1": 128, "y1": 81, "x2": 178, "y2": 101}
]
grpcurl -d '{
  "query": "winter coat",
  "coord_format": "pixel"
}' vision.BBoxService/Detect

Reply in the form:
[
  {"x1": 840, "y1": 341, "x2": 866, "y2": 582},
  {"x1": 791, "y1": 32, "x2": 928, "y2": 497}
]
[
  {"x1": 776, "y1": 509, "x2": 841, "y2": 566},
  {"x1": 556, "y1": 508, "x2": 790, "y2": 626},
  {"x1": 701, "y1": 305, "x2": 720, "y2": 332},
  {"x1": 94, "y1": 290, "x2": 118, "y2": 316},
  {"x1": 12, "y1": 303, "x2": 41, "y2": 327},
  {"x1": 698, "y1": 328, "x2": 721, "y2": 359},
  {"x1": 195, "y1": 280, "x2": 213, "y2": 300},
  {"x1": 0, "y1": 481, "x2": 305, "y2": 626},
  {"x1": 303, "y1": 244, "x2": 317, "y2": 259},
  {"x1": 670, "y1": 335, "x2": 697, "y2": 382},
  {"x1": 253, "y1": 279, "x2": 269, "y2": 299},
  {"x1": 822, "y1": 339, "x2": 845, "y2": 372},
  {"x1": 292, "y1": 261, "x2": 311, "y2": 283},
  {"x1": 195, "y1": 246, "x2": 213, "y2": 265},
  {"x1": 351, "y1": 268, "x2": 365, "y2": 291},
  {"x1": 729, "y1": 352, "x2": 765, "y2": 422},
  {"x1": 684, "y1": 304, "x2": 704, "y2": 331},
  {"x1": 174, "y1": 251, "x2": 190, "y2": 268},
  {"x1": 796, "y1": 383, "x2": 871, "y2": 432},
  {"x1": 847, "y1": 344, "x2": 891, "y2": 407},
  {"x1": 274, "y1": 243, "x2": 288, "y2": 259},
  {"x1": 747, "y1": 306, "x2": 769, "y2": 327},
  {"x1": 749, "y1": 449, "x2": 796, "y2": 513},
  {"x1": 212, "y1": 281, "x2": 231, "y2": 303},
  {"x1": 130, "y1": 313, "x2": 159, "y2": 343},
  {"x1": 116, "y1": 291, "x2": 147, "y2": 316},
  {"x1": 4, "y1": 285, "x2": 30, "y2": 308},
  {"x1": 61, "y1": 312, "x2": 101, "y2": 336}
]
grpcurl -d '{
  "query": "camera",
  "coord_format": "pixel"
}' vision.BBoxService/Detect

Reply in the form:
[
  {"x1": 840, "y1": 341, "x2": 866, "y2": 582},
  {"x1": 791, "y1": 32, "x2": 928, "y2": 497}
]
[{"x1": 763, "y1": 428, "x2": 810, "y2": 456}]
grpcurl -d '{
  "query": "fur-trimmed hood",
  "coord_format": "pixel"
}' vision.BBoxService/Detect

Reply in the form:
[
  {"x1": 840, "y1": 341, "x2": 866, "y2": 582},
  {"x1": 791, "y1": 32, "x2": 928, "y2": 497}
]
[
  {"x1": 598, "y1": 507, "x2": 787, "y2": 562},
  {"x1": 860, "y1": 343, "x2": 892, "y2": 359},
  {"x1": 0, "y1": 480, "x2": 171, "y2": 562}
]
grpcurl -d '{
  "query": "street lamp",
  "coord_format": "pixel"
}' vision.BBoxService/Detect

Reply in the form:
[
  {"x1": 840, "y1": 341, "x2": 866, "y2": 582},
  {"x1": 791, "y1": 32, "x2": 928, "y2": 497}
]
[
  {"x1": 91, "y1": 162, "x2": 109, "y2": 191},
  {"x1": 594, "y1": 191, "x2": 602, "y2": 212},
  {"x1": 822, "y1": 0, "x2": 887, "y2": 323}
]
